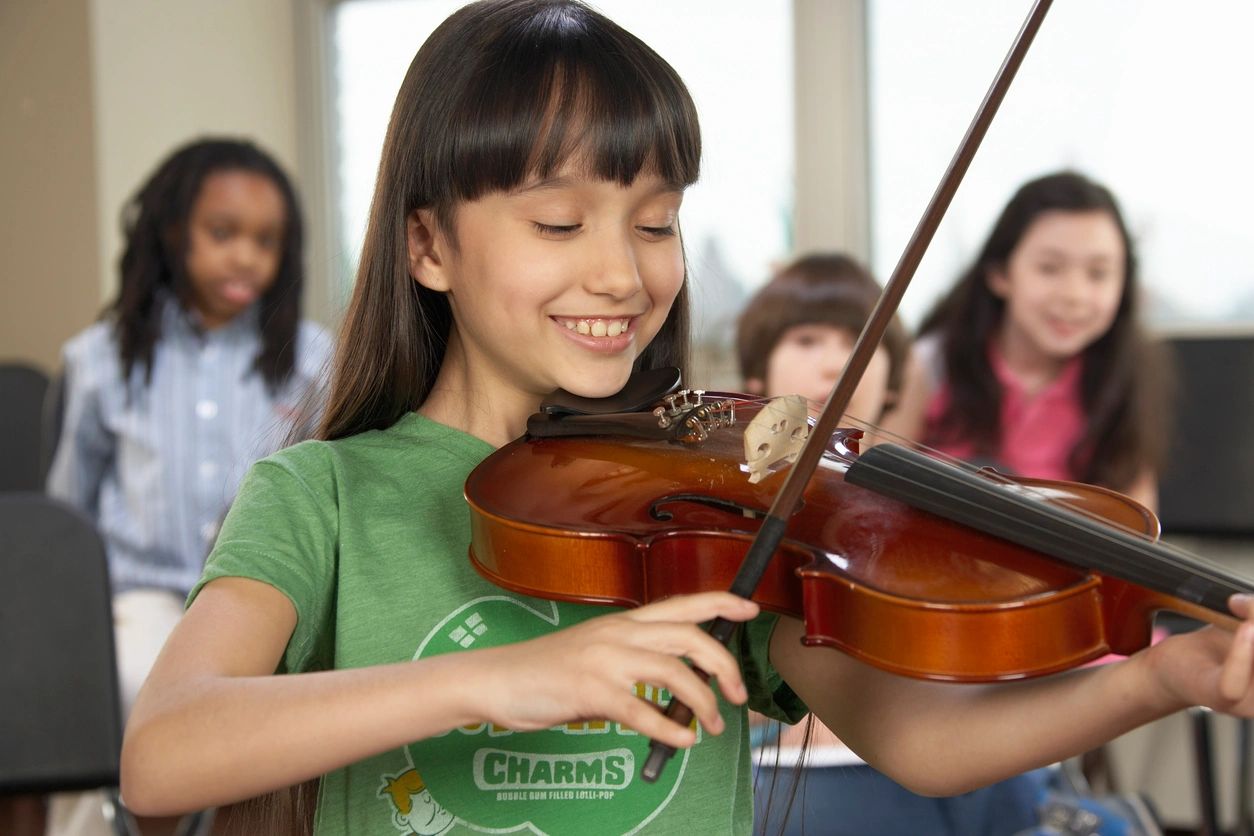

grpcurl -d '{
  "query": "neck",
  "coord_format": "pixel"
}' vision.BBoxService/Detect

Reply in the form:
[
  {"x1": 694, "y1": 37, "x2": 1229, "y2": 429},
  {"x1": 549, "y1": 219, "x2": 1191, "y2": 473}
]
[
  {"x1": 418, "y1": 329, "x2": 542, "y2": 448},
  {"x1": 993, "y1": 325, "x2": 1068, "y2": 396}
]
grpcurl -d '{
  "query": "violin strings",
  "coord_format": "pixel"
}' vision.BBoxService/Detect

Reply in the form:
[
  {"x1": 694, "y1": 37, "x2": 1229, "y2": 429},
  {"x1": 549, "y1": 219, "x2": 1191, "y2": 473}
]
[
  {"x1": 762, "y1": 397, "x2": 1253, "y2": 604},
  {"x1": 692, "y1": 394, "x2": 1247, "y2": 604},
  {"x1": 831, "y1": 410, "x2": 1252, "y2": 604}
]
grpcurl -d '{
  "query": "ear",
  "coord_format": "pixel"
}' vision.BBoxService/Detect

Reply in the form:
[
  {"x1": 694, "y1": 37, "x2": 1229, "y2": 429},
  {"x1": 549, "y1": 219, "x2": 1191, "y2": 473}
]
[
  {"x1": 744, "y1": 377, "x2": 765, "y2": 395},
  {"x1": 407, "y1": 209, "x2": 451, "y2": 292},
  {"x1": 986, "y1": 264, "x2": 1010, "y2": 299}
]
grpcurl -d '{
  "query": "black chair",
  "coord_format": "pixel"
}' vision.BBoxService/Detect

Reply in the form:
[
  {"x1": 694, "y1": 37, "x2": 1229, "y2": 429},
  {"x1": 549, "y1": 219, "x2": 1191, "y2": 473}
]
[
  {"x1": 0, "y1": 493, "x2": 138, "y2": 834},
  {"x1": 0, "y1": 364, "x2": 50, "y2": 492},
  {"x1": 1157, "y1": 332, "x2": 1254, "y2": 835}
]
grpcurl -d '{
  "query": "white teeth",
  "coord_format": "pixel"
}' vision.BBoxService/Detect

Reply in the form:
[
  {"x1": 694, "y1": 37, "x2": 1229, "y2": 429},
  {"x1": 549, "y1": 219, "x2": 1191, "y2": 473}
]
[{"x1": 559, "y1": 317, "x2": 630, "y2": 336}]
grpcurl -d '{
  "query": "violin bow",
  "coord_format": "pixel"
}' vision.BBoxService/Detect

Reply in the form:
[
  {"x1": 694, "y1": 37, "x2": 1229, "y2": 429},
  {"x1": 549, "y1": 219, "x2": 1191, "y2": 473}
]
[{"x1": 642, "y1": 0, "x2": 1056, "y2": 782}]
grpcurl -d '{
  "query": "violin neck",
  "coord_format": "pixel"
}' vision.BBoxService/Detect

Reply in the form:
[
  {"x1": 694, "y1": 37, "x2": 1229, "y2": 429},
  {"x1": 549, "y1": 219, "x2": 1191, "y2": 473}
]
[{"x1": 845, "y1": 443, "x2": 1252, "y2": 616}]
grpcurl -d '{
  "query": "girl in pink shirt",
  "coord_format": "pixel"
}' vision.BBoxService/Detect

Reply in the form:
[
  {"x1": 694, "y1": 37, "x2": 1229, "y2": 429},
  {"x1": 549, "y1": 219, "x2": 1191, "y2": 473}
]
[{"x1": 886, "y1": 171, "x2": 1172, "y2": 512}]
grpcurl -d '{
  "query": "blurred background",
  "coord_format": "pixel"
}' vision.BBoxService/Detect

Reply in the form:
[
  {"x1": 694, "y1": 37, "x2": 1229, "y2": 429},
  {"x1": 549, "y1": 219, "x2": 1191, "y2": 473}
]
[{"x1": 7, "y1": 0, "x2": 1253, "y2": 378}]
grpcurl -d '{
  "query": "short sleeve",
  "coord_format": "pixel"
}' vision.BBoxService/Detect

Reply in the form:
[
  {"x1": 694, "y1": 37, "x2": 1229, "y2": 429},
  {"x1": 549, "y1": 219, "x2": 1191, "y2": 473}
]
[
  {"x1": 737, "y1": 612, "x2": 808, "y2": 724},
  {"x1": 188, "y1": 442, "x2": 339, "y2": 674}
]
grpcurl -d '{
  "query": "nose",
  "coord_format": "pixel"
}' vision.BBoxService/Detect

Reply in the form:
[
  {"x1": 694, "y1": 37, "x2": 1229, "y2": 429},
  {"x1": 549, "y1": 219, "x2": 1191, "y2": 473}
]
[
  {"x1": 585, "y1": 231, "x2": 644, "y2": 300},
  {"x1": 1057, "y1": 268, "x2": 1092, "y2": 307},
  {"x1": 229, "y1": 237, "x2": 264, "y2": 276}
]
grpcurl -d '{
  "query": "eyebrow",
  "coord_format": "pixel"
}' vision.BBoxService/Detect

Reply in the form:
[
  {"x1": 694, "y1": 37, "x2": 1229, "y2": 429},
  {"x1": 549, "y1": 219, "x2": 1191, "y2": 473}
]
[{"x1": 1033, "y1": 247, "x2": 1118, "y2": 262}]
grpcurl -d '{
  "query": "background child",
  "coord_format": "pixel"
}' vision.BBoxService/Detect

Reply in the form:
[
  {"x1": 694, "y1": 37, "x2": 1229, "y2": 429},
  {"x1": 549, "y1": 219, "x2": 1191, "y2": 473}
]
[
  {"x1": 882, "y1": 171, "x2": 1170, "y2": 511},
  {"x1": 120, "y1": 4, "x2": 1254, "y2": 836},
  {"x1": 46, "y1": 137, "x2": 331, "y2": 833},
  {"x1": 737, "y1": 253, "x2": 909, "y2": 425},
  {"x1": 739, "y1": 253, "x2": 1039, "y2": 836}
]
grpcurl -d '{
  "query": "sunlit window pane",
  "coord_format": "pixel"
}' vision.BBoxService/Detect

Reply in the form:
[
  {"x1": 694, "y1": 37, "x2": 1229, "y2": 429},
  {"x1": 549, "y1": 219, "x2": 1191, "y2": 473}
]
[{"x1": 869, "y1": 0, "x2": 1254, "y2": 327}]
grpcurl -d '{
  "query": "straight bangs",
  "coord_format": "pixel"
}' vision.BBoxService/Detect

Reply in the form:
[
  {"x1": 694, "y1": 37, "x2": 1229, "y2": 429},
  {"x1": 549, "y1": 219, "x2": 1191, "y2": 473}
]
[{"x1": 429, "y1": 2, "x2": 700, "y2": 223}]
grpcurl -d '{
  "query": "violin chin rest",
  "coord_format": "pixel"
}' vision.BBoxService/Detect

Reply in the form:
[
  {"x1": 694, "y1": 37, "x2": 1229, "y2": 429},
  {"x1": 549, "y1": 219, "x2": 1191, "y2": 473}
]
[{"x1": 539, "y1": 367, "x2": 683, "y2": 417}]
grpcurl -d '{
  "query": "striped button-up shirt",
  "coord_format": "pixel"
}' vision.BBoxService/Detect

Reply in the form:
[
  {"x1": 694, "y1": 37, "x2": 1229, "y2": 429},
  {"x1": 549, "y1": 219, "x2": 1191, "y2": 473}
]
[{"x1": 47, "y1": 298, "x2": 332, "y2": 595}]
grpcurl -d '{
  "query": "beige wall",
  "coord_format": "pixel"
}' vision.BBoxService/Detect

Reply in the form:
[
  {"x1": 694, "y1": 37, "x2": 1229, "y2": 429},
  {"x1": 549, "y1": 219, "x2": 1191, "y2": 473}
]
[
  {"x1": 0, "y1": 0, "x2": 302, "y2": 374},
  {"x1": 88, "y1": 0, "x2": 302, "y2": 303},
  {"x1": 1, "y1": 0, "x2": 102, "y2": 374}
]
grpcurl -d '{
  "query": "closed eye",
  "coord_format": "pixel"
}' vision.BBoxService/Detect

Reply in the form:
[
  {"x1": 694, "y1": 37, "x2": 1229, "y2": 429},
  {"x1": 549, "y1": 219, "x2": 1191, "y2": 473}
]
[
  {"x1": 639, "y1": 225, "x2": 677, "y2": 238},
  {"x1": 533, "y1": 222, "x2": 580, "y2": 236}
]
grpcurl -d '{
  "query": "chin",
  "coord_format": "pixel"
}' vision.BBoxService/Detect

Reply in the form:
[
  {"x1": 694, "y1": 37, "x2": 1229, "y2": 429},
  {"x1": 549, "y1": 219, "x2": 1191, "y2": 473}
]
[{"x1": 555, "y1": 366, "x2": 636, "y2": 400}]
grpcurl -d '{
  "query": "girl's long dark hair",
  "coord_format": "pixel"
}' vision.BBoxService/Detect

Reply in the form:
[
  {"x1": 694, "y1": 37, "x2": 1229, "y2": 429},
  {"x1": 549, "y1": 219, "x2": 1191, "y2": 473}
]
[
  {"x1": 317, "y1": 0, "x2": 699, "y2": 441},
  {"x1": 111, "y1": 138, "x2": 305, "y2": 391},
  {"x1": 919, "y1": 171, "x2": 1171, "y2": 490}
]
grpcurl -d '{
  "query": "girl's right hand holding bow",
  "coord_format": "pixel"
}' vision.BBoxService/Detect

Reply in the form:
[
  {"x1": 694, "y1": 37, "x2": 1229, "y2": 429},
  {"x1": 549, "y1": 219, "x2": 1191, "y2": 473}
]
[{"x1": 471, "y1": 592, "x2": 760, "y2": 748}]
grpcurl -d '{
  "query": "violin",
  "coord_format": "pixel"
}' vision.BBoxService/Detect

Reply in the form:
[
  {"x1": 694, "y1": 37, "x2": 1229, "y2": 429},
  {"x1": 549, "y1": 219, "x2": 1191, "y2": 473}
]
[
  {"x1": 465, "y1": 376, "x2": 1247, "y2": 684},
  {"x1": 466, "y1": 0, "x2": 1251, "y2": 782}
]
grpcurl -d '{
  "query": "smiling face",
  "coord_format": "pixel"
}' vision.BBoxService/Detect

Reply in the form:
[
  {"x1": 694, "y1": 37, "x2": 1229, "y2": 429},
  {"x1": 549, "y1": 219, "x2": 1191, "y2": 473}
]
[
  {"x1": 988, "y1": 209, "x2": 1126, "y2": 366},
  {"x1": 409, "y1": 165, "x2": 685, "y2": 436},
  {"x1": 183, "y1": 169, "x2": 286, "y2": 329}
]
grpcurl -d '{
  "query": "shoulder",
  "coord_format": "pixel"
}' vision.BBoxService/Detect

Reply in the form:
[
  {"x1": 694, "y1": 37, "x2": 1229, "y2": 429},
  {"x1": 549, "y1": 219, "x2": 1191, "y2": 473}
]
[
  {"x1": 60, "y1": 321, "x2": 119, "y2": 383},
  {"x1": 254, "y1": 415, "x2": 451, "y2": 484},
  {"x1": 252, "y1": 438, "x2": 338, "y2": 489},
  {"x1": 62, "y1": 320, "x2": 115, "y2": 361}
]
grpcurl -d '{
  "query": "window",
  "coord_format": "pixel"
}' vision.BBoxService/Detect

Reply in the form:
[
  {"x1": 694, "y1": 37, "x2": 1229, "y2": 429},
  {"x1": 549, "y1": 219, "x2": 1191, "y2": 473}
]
[{"x1": 868, "y1": 0, "x2": 1254, "y2": 328}]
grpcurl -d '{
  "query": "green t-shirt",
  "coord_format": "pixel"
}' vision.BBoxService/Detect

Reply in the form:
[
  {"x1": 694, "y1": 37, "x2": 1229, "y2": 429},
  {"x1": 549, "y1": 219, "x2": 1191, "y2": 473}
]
[{"x1": 193, "y1": 413, "x2": 806, "y2": 835}]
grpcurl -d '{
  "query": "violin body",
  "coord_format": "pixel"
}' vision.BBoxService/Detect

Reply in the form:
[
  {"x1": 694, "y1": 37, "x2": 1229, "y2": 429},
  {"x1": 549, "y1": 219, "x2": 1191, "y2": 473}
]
[{"x1": 466, "y1": 395, "x2": 1191, "y2": 683}]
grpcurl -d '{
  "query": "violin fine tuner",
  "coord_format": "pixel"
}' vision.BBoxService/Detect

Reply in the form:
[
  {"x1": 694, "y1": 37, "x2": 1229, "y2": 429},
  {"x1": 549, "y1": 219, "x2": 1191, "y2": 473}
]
[{"x1": 651, "y1": 389, "x2": 737, "y2": 443}]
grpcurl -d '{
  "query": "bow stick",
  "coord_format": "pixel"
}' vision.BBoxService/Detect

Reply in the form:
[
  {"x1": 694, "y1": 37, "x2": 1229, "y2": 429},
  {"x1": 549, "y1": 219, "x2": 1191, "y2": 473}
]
[{"x1": 642, "y1": 0, "x2": 1056, "y2": 782}]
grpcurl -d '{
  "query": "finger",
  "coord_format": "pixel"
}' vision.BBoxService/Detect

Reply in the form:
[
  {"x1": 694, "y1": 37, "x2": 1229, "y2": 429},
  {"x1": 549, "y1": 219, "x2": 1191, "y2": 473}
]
[
  {"x1": 1229, "y1": 593, "x2": 1254, "y2": 620},
  {"x1": 601, "y1": 689, "x2": 698, "y2": 750},
  {"x1": 629, "y1": 592, "x2": 759, "y2": 626},
  {"x1": 623, "y1": 651, "x2": 725, "y2": 734},
  {"x1": 1219, "y1": 622, "x2": 1254, "y2": 702},
  {"x1": 623, "y1": 622, "x2": 748, "y2": 704}
]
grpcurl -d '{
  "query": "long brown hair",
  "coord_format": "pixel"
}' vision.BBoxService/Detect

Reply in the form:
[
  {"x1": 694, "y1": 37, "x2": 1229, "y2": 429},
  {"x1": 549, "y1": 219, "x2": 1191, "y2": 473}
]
[
  {"x1": 919, "y1": 171, "x2": 1171, "y2": 489},
  {"x1": 317, "y1": 0, "x2": 700, "y2": 441}
]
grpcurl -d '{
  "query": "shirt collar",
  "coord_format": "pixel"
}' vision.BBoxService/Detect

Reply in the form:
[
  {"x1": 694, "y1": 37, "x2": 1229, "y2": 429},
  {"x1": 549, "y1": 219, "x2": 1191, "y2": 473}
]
[{"x1": 159, "y1": 288, "x2": 261, "y2": 343}]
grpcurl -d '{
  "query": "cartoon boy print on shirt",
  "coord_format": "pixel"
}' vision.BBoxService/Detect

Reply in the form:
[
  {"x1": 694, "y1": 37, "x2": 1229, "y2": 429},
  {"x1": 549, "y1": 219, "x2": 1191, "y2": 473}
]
[{"x1": 380, "y1": 769, "x2": 457, "y2": 836}]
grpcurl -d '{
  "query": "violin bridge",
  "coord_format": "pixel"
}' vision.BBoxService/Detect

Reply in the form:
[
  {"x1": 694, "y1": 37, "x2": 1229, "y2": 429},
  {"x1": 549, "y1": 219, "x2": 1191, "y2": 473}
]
[{"x1": 743, "y1": 395, "x2": 809, "y2": 484}]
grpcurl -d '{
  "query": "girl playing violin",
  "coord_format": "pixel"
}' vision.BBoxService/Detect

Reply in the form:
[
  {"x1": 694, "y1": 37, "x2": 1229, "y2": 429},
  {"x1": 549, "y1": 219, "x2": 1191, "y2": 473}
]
[
  {"x1": 882, "y1": 171, "x2": 1171, "y2": 511},
  {"x1": 122, "y1": 3, "x2": 1254, "y2": 834}
]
